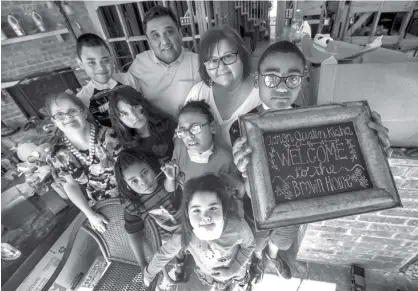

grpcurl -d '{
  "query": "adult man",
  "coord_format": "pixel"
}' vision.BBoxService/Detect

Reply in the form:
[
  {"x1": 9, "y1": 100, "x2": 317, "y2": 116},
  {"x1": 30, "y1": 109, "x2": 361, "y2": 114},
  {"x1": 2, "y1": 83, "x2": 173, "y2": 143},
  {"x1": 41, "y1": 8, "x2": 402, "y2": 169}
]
[{"x1": 127, "y1": 5, "x2": 201, "y2": 119}]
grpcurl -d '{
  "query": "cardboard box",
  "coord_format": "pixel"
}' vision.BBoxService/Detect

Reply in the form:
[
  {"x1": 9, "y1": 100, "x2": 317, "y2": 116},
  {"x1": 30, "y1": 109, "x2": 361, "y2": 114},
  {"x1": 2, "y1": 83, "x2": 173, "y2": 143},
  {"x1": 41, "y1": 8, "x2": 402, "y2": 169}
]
[
  {"x1": 16, "y1": 215, "x2": 100, "y2": 291},
  {"x1": 302, "y1": 35, "x2": 418, "y2": 147}
]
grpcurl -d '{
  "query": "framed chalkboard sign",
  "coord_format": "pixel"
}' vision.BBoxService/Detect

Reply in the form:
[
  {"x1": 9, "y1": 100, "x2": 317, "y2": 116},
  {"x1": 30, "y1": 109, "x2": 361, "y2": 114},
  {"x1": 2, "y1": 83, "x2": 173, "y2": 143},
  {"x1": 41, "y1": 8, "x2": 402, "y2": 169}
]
[{"x1": 239, "y1": 101, "x2": 401, "y2": 230}]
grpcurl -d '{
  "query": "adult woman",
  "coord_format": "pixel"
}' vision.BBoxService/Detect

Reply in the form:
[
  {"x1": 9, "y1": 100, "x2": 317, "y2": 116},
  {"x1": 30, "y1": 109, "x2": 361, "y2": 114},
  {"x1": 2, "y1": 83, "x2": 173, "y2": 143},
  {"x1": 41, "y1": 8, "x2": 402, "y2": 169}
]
[
  {"x1": 184, "y1": 26, "x2": 261, "y2": 147},
  {"x1": 108, "y1": 86, "x2": 177, "y2": 163},
  {"x1": 45, "y1": 92, "x2": 121, "y2": 232}
]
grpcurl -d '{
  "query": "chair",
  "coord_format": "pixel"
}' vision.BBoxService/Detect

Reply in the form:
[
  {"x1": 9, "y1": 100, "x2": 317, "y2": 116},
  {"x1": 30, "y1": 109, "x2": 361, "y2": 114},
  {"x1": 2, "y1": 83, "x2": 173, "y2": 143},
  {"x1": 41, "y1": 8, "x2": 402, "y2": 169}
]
[{"x1": 41, "y1": 198, "x2": 161, "y2": 291}]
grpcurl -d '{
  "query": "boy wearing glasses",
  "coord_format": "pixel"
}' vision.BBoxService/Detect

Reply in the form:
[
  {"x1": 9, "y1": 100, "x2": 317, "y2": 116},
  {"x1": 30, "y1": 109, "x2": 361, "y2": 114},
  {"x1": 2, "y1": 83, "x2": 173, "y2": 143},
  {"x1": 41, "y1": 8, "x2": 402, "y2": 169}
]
[
  {"x1": 229, "y1": 41, "x2": 305, "y2": 283},
  {"x1": 170, "y1": 100, "x2": 239, "y2": 187},
  {"x1": 231, "y1": 41, "x2": 392, "y2": 284}
]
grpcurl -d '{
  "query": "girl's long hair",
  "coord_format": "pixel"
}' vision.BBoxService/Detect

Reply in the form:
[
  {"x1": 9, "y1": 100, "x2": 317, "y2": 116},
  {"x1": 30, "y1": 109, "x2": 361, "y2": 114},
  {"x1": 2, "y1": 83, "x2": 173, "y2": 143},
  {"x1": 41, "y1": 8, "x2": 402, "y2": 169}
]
[
  {"x1": 108, "y1": 87, "x2": 175, "y2": 148},
  {"x1": 180, "y1": 174, "x2": 237, "y2": 248},
  {"x1": 114, "y1": 148, "x2": 161, "y2": 205}
]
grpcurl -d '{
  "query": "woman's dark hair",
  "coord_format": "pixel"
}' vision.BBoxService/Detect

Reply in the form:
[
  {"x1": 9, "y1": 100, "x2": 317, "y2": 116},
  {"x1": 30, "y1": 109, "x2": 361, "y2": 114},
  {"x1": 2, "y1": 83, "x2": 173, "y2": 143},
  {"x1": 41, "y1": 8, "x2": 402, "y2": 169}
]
[
  {"x1": 76, "y1": 33, "x2": 110, "y2": 59},
  {"x1": 108, "y1": 86, "x2": 175, "y2": 148},
  {"x1": 258, "y1": 40, "x2": 306, "y2": 71},
  {"x1": 143, "y1": 5, "x2": 180, "y2": 34},
  {"x1": 180, "y1": 174, "x2": 236, "y2": 248},
  {"x1": 198, "y1": 26, "x2": 251, "y2": 86},
  {"x1": 114, "y1": 148, "x2": 161, "y2": 204},
  {"x1": 178, "y1": 100, "x2": 214, "y2": 123}
]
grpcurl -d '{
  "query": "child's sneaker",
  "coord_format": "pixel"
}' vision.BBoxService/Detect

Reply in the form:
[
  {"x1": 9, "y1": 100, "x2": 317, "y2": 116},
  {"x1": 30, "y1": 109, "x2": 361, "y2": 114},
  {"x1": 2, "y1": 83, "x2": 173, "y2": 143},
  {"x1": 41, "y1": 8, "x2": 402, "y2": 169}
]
[
  {"x1": 249, "y1": 255, "x2": 265, "y2": 284},
  {"x1": 265, "y1": 252, "x2": 292, "y2": 279}
]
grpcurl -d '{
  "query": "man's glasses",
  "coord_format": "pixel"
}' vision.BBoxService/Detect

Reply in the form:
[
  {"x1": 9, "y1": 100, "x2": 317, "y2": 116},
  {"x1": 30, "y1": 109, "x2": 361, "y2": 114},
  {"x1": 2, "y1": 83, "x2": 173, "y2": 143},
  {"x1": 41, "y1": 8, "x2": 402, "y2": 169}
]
[
  {"x1": 175, "y1": 123, "x2": 209, "y2": 139},
  {"x1": 260, "y1": 74, "x2": 303, "y2": 89},
  {"x1": 52, "y1": 108, "x2": 82, "y2": 120},
  {"x1": 204, "y1": 53, "x2": 238, "y2": 70}
]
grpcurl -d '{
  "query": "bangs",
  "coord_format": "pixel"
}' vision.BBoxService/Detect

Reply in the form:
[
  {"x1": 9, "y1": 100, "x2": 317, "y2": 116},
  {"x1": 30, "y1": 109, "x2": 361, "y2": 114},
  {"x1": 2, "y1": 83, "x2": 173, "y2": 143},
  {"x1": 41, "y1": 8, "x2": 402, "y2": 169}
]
[{"x1": 114, "y1": 92, "x2": 143, "y2": 115}]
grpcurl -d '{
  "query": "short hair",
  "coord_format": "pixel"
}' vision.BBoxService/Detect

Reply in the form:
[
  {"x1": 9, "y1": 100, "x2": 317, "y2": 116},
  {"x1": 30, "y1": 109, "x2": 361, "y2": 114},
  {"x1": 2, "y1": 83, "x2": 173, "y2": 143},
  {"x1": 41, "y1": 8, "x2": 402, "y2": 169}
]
[
  {"x1": 257, "y1": 41, "x2": 306, "y2": 71},
  {"x1": 114, "y1": 148, "x2": 161, "y2": 204},
  {"x1": 143, "y1": 5, "x2": 180, "y2": 34},
  {"x1": 181, "y1": 174, "x2": 235, "y2": 247},
  {"x1": 198, "y1": 26, "x2": 251, "y2": 86},
  {"x1": 178, "y1": 100, "x2": 214, "y2": 123},
  {"x1": 76, "y1": 33, "x2": 110, "y2": 58},
  {"x1": 44, "y1": 92, "x2": 86, "y2": 117}
]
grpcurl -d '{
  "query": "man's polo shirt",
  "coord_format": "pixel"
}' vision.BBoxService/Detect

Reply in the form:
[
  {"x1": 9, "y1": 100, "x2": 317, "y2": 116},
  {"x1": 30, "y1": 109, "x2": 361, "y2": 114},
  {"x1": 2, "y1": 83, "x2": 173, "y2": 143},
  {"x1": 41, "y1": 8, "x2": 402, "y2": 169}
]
[{"x1": 127, "y1": 48, "x2": 201, "y2": 119}]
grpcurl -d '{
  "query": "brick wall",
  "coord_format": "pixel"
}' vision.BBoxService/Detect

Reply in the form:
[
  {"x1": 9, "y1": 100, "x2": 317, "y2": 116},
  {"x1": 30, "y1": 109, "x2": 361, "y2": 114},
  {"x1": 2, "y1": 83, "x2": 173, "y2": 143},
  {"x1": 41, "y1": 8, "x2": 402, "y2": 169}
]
[
  {"x1": 297, "y1": 157, "x2": 418, "y2": 271},
  {"x1": 1, "y1": 1, "x2": 94, "y2": 126}
]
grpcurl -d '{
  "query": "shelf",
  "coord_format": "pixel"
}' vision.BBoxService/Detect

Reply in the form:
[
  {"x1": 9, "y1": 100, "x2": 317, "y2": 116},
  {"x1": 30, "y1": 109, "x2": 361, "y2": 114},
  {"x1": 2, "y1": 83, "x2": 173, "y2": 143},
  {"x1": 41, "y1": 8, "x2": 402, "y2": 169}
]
[{"x1": 1, "y1": 28, "x2": 69, "y2": 46}]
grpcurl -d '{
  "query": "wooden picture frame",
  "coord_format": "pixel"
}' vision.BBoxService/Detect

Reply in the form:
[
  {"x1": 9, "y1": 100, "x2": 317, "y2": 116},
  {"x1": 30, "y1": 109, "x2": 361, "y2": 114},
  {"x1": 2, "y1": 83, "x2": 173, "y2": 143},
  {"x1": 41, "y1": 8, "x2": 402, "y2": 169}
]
[{"x1": 239, "y1": 101, "x2": 401, "y2": 230}]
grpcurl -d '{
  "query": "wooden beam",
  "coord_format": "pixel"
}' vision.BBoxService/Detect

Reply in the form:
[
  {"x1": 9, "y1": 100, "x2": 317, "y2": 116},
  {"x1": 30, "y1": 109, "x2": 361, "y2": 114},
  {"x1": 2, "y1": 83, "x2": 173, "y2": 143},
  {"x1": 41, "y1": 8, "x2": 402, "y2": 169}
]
[
  {"x1": 115, "y1": 5, "x2": 136, "y2": 60},
  {"x1": 395, "y1": 9, "x2": 414, "y2": 50},
  {"x1": 331, "y1": 1, "x2": 347, "y2": 39},
  {"x1": 317, "y1": 1, "x2": 326, "y2": 35},
  {"x1": 345, "y1": 12, "x2": 373, "y2": 37},
  {"x1": 205, "y1": 1, "x2": 213, "y2": 29},
  {"x1": 186, "y1": 0, "x2": 198, "y2": 53},
  {"x1": 350, "y1": 0, "x2": 415, "y2": 14},
  {"x1": 275, "y1": 0, "x2": 286, "y2": 39},
  {"x1": 368, "y1": 1, "x2": 384, "y2": 43}
]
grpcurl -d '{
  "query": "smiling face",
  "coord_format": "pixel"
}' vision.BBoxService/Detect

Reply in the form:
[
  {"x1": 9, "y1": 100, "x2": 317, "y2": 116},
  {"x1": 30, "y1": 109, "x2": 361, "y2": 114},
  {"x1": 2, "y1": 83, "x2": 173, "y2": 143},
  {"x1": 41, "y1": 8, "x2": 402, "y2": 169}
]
[
  {"x1": 116, "y1": 100, "x2": 148, "y2": 130},
  {"x1": 188, "y1": 191, "x2": 224, "y2": 240},
  {"x1": 77, "y1": 45, "x2": 114, "y2": 84},
  {"x1": 123, "y1": 161, "x2": 158, "y2": 195},
  {"x1": 205, "y1": 39, "x2": 244, "y2": 89},
  {"x1": 50, "y1": 98, "x2": 88, "y2": 132},
  {"x1": 146, "y1": 16, "x2": 182, "y2": 64},
  {"x1": 177, "y1": 111, "x2": 214, "y2": 154},
  {"x1": 257, "y1": 51, "x2": 305, "y2": 110}
]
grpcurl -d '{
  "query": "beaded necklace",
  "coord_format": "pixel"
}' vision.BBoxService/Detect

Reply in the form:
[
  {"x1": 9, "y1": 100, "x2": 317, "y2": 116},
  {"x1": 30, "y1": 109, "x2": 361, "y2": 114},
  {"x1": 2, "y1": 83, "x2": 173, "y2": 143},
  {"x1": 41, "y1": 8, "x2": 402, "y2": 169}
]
[{"x1": 63, "y1": 123, "x2": 96, "y2": 166}]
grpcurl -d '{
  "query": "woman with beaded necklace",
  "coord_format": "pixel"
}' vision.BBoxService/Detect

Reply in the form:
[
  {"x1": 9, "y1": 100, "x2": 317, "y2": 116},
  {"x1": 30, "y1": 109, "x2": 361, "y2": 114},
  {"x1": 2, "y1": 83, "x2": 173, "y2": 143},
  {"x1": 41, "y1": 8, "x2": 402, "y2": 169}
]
[{"x1": 45, "y1": 92, "x2": 122, "y2": 232}]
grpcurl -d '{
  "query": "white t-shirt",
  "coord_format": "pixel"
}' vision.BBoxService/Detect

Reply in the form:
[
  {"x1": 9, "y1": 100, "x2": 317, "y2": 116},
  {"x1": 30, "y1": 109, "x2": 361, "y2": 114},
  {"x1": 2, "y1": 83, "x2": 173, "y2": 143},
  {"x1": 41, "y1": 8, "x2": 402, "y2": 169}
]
[{"x1": 185, "y1": 81, "x2": 261, "y2": 147}]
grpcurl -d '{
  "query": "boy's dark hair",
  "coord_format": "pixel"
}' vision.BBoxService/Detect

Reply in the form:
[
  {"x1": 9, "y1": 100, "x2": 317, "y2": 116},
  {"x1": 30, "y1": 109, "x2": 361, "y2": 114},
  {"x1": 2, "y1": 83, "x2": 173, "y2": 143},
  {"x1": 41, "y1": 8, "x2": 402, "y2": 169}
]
[
  {"x1": 181, "y1": 174, "x2": 235, "y2": 247},
  {"x1": 108, "y1": 86, "x2": 175, "y2": 148},
  {"x1": 114, "y1": 148, "x2": 161, "y2": 204},
  {"x1": 178, "y1": 100, "x2": 214, "y2": 123},
  {"x1": 198, "y1": 26, "x2": 251, "y2": 86},
  {"x1": 76, "y1": 33, "x2": 110, "y2": 58},
  {"x1": 258, "y1": 40, "x2": 306, "y2": 71},
  {"x1": 143, "y1": 5, "x2": 180, "y2": 34}
]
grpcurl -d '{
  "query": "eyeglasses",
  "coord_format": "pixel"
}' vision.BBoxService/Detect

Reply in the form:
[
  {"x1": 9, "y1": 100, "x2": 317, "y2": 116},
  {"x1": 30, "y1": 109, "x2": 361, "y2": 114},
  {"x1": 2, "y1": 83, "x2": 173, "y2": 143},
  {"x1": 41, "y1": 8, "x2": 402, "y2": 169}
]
[
  {"x1": 260, "y1": 74, "x2": 303, "y2": 89},
  {"x1": 52, "y1": 108, "x2": 82, "y2": 120},
  {"x1": 175, "y1": 123, "x2": 209, "y2": 139},
  {"x1": 204, "y1": 53, "x2": 238, "y2": 70}
]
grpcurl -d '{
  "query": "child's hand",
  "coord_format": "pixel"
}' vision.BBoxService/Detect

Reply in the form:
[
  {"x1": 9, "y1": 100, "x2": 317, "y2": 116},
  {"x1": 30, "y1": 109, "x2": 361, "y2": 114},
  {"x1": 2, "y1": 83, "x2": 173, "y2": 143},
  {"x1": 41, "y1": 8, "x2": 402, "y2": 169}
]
[
  {"x1": 368, "y1": 111, "x2": 392, "y2": 158},
  {"x1": 143, "y1": 275, "x2": 151, "y2": 287},
  {"x1": 211, "y1": 267, "x2": 235, "y2": 280},
  {"x1": 232, "y1": 137, "x2": 252, "y2": 178},
  {"x1": 161, "y1": 160, "x2": 179, "y2": 181}
]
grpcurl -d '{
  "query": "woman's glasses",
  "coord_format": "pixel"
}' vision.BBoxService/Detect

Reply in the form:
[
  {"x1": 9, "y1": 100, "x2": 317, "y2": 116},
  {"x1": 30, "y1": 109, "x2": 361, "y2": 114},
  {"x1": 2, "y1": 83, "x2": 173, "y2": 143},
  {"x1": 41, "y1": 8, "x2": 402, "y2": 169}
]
[
  {"x1": 175, "y1": 123, "x2": 209, "y2": 139},
  {"x1": 52, "y1": 108, "x2": 82, "y2": 120},
  {"x1": 260, "y1": 74, "x2": 303, "y2": 89},
  {"x1": 204, "y1": 53, "x2": 238, "y2": 70}
]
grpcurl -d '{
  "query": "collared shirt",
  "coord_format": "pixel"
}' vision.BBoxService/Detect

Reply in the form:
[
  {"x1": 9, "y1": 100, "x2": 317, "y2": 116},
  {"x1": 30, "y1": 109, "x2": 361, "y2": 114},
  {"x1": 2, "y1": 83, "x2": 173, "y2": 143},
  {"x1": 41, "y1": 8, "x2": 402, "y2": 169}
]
[
  {"x1": 76, "y1": 74, "x2": 139, "y2": 108},
  {"x1": 126, "y1": 48, "x2": 201, "y2": 119}
]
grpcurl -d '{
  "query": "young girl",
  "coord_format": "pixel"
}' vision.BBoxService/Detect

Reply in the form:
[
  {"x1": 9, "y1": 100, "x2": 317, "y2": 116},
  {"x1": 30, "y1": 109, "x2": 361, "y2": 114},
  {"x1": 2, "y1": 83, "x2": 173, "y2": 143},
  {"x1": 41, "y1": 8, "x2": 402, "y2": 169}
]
[
  {"x1": 171, "y1": 100, "x2": 238, "y2": 184},
  {"x1": 114, "y1": 148, "x2": 185, "y2": 281},
  {"x1": 144, "y1": 174, "x2": 255, "y2": 291},
  {"x1": 109, "y1": 86, "x2": 177, "y2": 163}
]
